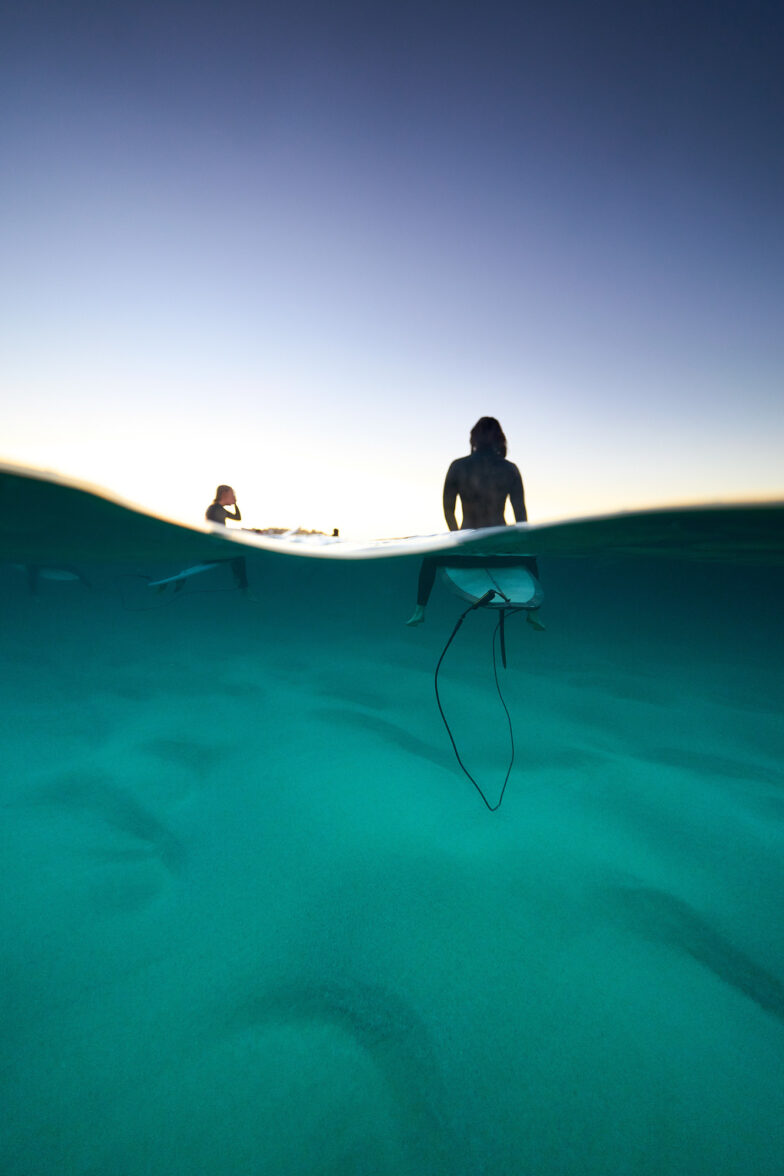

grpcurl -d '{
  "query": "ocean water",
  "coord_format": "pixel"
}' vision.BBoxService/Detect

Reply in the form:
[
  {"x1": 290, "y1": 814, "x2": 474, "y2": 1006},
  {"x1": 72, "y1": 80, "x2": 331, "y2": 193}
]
[{"x1": 2, "y1": 469, "x2": 783, "y2": 1176}]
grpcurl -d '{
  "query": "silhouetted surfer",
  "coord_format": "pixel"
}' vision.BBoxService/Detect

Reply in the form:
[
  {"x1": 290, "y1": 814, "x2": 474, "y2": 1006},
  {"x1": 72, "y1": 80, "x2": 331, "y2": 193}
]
[
  {"x1": 204, "y1": 484, "x2": 248, "y2": 591},
  {"x1": 205, "y1": 485, "x2": 242, "y2": 526},
  {"x1": 407, "y1": 417, "x2": 543, "y2": 627},
  {"x1": 442, "y1": 419, "x2": 527, "y2": 531}
]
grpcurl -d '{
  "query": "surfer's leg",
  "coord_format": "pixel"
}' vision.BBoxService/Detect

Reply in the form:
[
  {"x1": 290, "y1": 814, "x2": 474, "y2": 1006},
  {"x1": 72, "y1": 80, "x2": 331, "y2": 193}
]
[
  {"x1": 406, "y1": 558, "x2": 439, "y2": 625},
  {"x1": 417, "y1": 558, "x2": 440, "y2": 605},
  {"x1": 230, "y1": 557, "x2": 249, "y2": 592}
]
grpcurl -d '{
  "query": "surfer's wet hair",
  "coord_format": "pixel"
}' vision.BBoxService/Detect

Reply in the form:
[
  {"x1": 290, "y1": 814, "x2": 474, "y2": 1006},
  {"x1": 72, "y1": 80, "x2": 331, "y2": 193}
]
[
  {"x1": 470, "y1": 417, "x2": 507, "y2": 458},
  {"x1": 213, "y1": 485, "x2": 233, "y2": 502}
]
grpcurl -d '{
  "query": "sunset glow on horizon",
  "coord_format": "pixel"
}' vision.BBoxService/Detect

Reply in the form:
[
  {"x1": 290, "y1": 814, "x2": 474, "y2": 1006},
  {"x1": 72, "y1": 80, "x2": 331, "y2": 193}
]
[{"x1": 2, "y1": 0, "x2": 782, "y2": 538}]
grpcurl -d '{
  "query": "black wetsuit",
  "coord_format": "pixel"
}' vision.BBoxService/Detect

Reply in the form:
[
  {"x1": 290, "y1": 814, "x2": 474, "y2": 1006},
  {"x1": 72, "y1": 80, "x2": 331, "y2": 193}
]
[
  {"x1": 205, "y1": 502, "x2": 242, "y2": 525},
  {"x1": 204, "y1": 502, "x2": 247, "y2": 589},
  {"x1": 417, "y1": 448, "x2": 537, "y2": 607}
]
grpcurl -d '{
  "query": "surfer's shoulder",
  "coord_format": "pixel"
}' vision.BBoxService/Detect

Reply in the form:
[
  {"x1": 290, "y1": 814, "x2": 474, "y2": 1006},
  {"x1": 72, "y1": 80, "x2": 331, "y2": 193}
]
[
  {"x1": 445, "y1": 455, "x2": 469, "y2": 482},
  {"x1": 205, "y1": 502, "x2": 227, "y2": 523},
  {"x1": 448, "y1": 454, "x2": 472, "y2": 475}
]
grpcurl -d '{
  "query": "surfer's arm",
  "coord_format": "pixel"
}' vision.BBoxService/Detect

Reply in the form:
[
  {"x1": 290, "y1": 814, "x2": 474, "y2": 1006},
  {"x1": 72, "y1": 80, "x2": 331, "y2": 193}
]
[
  {"x1": 509, "y1": 466, "x2": 527, "y2": 523},
  {"x1": 442, "y1": 463, "x2": 460, "y2": 531},
  {"x1": 206, "y1": 502, "x2": 241, "y2": 524}
]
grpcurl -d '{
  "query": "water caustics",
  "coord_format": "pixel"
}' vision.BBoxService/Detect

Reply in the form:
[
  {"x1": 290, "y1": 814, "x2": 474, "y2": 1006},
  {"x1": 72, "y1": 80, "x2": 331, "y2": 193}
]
[{"x1": 1, "y1": 462, "x2": 783, "y2": 1176}]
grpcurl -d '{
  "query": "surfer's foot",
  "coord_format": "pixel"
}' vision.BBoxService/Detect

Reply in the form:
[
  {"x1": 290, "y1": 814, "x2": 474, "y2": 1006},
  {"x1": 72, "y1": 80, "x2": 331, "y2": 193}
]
[
  {"x1": 406, "y1": 605, "x2": 425, "y2": 627},
  {"x1": 527, "y1": 609, "x2": 546, "y2": 631}
]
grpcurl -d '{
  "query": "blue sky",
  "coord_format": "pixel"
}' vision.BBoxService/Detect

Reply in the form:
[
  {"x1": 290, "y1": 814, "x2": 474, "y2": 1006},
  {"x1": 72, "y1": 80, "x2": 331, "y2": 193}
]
[{"x1": 2, "y1": 0, "x2": 782, "y2": 536}]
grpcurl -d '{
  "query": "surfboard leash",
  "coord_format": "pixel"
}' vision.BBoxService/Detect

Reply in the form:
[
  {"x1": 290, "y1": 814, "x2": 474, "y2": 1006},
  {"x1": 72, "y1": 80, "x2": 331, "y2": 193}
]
[{"x1": 434, "y1": 592, "x2": 526, "y2": 811}]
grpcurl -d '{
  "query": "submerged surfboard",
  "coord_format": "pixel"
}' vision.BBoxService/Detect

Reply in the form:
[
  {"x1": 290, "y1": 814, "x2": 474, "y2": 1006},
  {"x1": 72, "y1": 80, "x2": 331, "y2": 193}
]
[
  {"x1": 147, "y1": 562, "x2": 220, "y2": 588},
  {"x1": 442, "y1": 564, "x2": 544, "y2": 609}
]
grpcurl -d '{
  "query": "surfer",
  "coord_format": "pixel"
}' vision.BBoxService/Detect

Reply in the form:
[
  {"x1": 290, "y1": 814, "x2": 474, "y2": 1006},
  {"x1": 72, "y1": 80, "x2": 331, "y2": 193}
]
[
  {"x1": 406, "y1": 417, "x2": 544, "y2": 628},
  {"x1": 442, "y1": 417, "x2": 527, "y2": 531},
  {"x1": 203, "y1": 485, "x2": 248, "y2": 591},
  {"x1": 206, "y1": 485, "x2": 242, "y2": 525}
]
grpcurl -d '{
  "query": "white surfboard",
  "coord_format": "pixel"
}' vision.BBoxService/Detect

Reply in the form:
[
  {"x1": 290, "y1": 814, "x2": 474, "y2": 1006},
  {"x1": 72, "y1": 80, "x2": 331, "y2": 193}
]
[
  {"x1": 441, "y1": 563, "x2": 544, "y2": 609},
  {"x1": 147, "y1": 562, "x2": 219, "y2": 588}
]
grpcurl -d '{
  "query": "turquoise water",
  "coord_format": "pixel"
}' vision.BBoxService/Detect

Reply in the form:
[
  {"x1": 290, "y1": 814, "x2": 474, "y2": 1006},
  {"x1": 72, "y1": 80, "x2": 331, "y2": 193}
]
[{"x1": 2, "y1": 472, "x2": 783, "y2": 1175}]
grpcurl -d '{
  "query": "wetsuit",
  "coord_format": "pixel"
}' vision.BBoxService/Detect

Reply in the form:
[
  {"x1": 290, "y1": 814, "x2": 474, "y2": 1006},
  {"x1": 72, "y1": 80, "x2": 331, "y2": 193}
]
[
  {"x1": 205, "y1": 502, "x2": 242, "y2": 524},
  {"x1": 204, "y1": 502, "x2": 247, "y2": 589}
]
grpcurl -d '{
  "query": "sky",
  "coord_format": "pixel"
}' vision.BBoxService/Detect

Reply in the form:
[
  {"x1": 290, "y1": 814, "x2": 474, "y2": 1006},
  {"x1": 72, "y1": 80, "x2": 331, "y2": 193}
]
[{"x1": 2, "y1": 0, "x2": 782, "y2": 537}]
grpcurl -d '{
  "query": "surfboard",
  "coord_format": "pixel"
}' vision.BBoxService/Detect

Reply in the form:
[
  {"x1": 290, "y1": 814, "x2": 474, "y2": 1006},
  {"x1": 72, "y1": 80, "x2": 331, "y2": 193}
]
[
  {"x1": 441, "y1": 563, "x2": 544, "y2": 609},
  {"x1": 147, "y1": 562, "x2": 220, "y2": 588}
]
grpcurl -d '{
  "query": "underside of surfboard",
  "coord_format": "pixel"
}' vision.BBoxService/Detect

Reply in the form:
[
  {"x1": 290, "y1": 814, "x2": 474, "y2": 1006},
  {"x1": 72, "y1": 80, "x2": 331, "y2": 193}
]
[{"x1": 441, "y1": 564, "x2": 544, "y2": 609}]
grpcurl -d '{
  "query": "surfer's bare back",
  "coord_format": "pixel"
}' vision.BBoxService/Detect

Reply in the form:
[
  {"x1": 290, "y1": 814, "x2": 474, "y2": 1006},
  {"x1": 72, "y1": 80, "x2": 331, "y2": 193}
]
[{"x1": 442, "y1": 418, "x2": 527, "y2": 530}]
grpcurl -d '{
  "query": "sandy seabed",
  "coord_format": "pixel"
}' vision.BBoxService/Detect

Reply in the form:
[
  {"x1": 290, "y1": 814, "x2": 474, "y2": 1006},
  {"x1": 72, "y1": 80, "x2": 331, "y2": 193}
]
[{"x1": 1, "y1": 547, "x2": 783, "y2": 1176}]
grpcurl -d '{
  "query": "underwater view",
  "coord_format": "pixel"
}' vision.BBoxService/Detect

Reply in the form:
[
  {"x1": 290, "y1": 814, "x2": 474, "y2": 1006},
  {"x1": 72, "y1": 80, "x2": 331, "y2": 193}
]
[{"x1": 2, "y1": 465, "x2": 783, "y2": 1176}]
